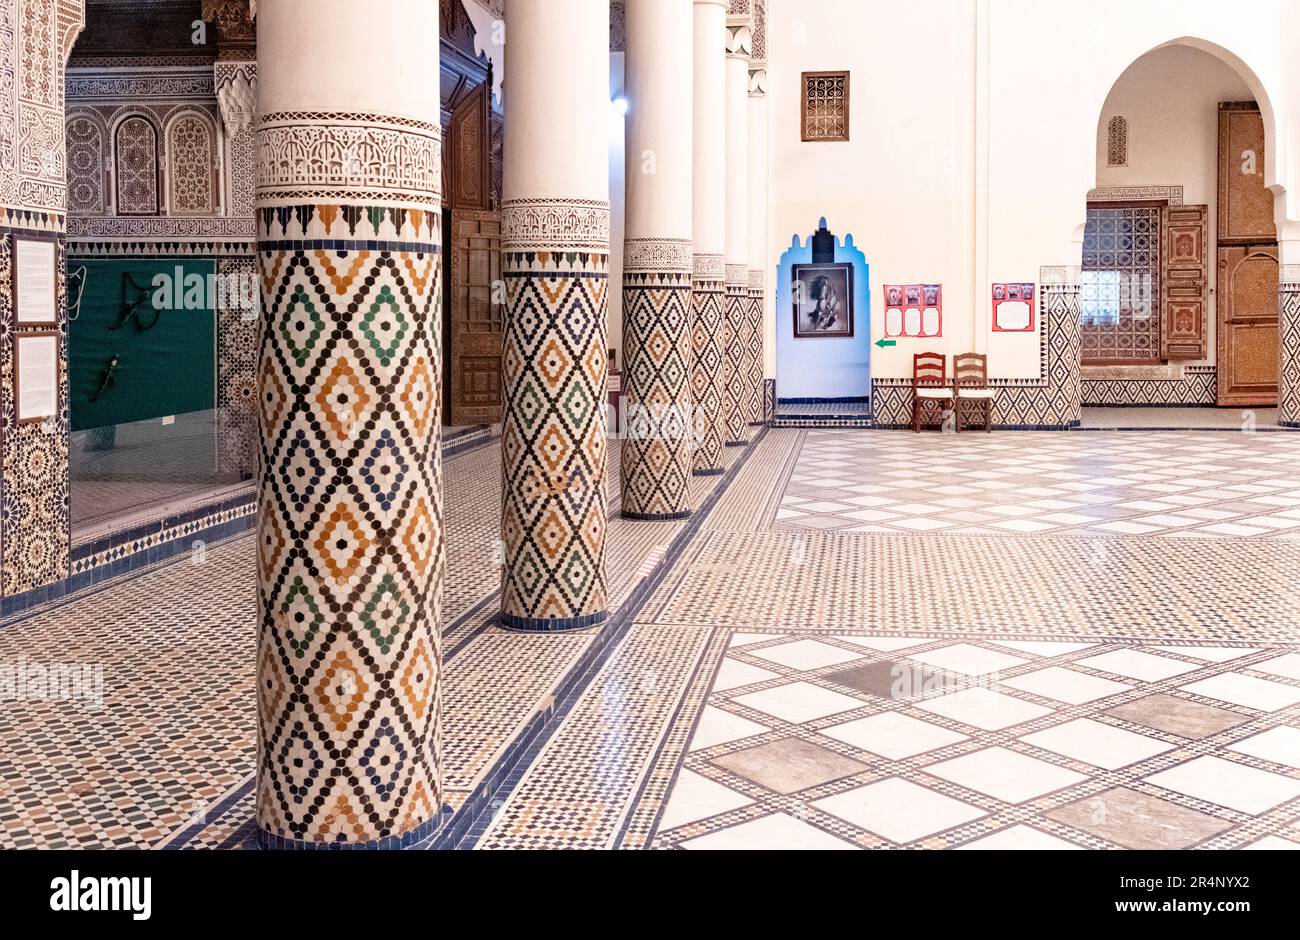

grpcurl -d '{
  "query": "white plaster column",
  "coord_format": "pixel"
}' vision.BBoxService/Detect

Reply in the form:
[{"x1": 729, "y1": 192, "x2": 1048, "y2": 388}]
[
  {"x1": 691, "y1": 0, "x2": 727, "y2": 476},
  {"x1": 621, "y1": 0, "x2": 695, "y2": 519},
  {"x1": 723, "y1": 12, "x2": 751, "y2": 446},
  {"x1": 499, "y1": 0, "x2": 612, "y2": 630},
  {"x1": 746, "y1": 56, "x2": 768, "y2": 426},
  {"x1": 254, "y1": 0, "x2": 445, "y2": 849}
]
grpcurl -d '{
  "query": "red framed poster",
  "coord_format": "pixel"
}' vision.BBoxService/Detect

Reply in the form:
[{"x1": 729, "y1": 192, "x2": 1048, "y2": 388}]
[
  {"x1": 882, "y1": 284, "x2": 942, "y2": 338},
  {"x1": 992, "y1": 282, "x2": 1036, "y2": 332}
]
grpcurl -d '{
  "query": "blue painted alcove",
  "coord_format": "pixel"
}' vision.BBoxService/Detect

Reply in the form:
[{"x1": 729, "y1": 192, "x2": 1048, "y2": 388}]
[{"x1": 775, "y1": 218, "x2": 871, "y2": 401}]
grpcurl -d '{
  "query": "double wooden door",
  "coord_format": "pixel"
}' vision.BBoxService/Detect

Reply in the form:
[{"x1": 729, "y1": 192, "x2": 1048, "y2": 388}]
[{"x1": 1216, "y1": 103, "x2": 1279, "y2": 406}]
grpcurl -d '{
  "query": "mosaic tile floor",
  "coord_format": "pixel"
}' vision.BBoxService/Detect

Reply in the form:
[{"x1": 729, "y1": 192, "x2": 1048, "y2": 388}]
[
  {"x1": 4, "y1": 427, "x2": 1300, "y2": 851},
  {"x1": 776, "y1": 429, "x2": 1300, "y2": 539},
  {"x1": 646, "y1": 631, "x2": 1300, "y2": 850},
  {"x1": 478, "y1": 429, "x2": 1300, "y2": 850}
]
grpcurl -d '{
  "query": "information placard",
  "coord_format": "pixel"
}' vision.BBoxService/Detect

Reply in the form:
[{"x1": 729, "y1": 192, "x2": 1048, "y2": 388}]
[
  {"x1": 13, "y1": 236, "x2": 58, "y2": 326},
  {"x1": 15, "y1": 332, "x2": 60, "y2": 424}
]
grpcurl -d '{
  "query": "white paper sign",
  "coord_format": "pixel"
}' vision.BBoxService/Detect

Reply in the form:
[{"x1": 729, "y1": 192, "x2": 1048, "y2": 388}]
[
  {"x1": 15, "y1": 238, "x2": 57, "y2": 325},
  {"x1": 16, "y1": 334, "x2": 59, "y2": 422}
]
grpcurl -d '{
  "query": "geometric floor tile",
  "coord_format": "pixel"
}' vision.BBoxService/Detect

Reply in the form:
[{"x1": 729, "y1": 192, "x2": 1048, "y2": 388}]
[
  {"x1": 906, "y1": 643, "x2": 1028, "y2": 676},
  {"x1": 711, "y1": 738, "x2": 868, "y2": 794},
  {"x1": 833, "y1": 635, "x2": 934, "y2": 652},
  {"x1": 1152, "y1": 645, "x2": 1259, "y2": 663},
  {"x1": 819, "y1": 711, "x2": 969, "y2": 760},
  {"x1": 689, "y1": 707, "x2": 771, "y2": 751},
  {"x1": 1021, "y1": 718, "x2": 1177, "y2": 770},
  {"x1": 988, "y1": 640, "x2": 1097, "y2": 658},
  {"x1": 922, "y1": 747, "x2": 1088, "y2": 803},
  {"x1": 1046, "y1": 787, "x2": 1234, "y2": 850},
  {"x1": 957, "y1": 824, "x2": 1084, "y2": 850},
  {"x1": 812, "y1": 777, "x2": 987, "y2": 844},
  {"x1": 1143, "y1": 756, "x2": 1300, "y2": 815},
  {"x1": 678, "y1": 812, "x2": 860, "y2": 850},
  {"x1": 1102, "y1": 694, "x2": 1252, "y2": 740},
  {"x1": 658, "y1": 769, "x2": 754, "y2": 831},
  {"x1": 1226, "y1": 726, "x2": 1300, "y2": 768},
  {"x1": 913, "y1": 687, "x2": 1054, "y2": 732},
  {"x1": 731, "y1": 682, "x2": 868, "y2": 724},
  {"x1": 1074, "y1": 649, "x2": 1203, "y2": 682},
  {"x1": 713, "y1": 658, "x2": 782, "y2": 692},
  {"x1": 1179, "y1": 673, "x2": 1300, "y2": 713},
  {"x1": 745, "y1": 639, "x2": 865, "y2": 671},
  {"x1": 822, "y1": 660, "x2": 942, "y2": 700},
  {"x1": 1001, "y1": 666, "x2": 1132, "y2": 705},
  {"x1": 1252, "y1": 653, "x2": 1300, "y2": 681}
]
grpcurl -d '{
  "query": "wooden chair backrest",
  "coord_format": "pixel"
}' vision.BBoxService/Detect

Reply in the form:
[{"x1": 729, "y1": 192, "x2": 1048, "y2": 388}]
[
  {"x1": 953, "y1": 352, "x2": 988, "y2": 388},
  {"x1": 913, "y1": 352, "x2": 948, "y2": 388}
]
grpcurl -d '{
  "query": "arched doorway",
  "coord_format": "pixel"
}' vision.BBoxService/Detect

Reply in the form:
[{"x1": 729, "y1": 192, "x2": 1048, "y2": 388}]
[{"x1": 1079, "y1": 39, "x2": 1290, "y2": 428}]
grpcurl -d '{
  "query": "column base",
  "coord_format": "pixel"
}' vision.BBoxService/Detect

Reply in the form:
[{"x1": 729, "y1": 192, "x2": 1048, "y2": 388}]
[
  {"x1": 498, "y1": 610, "x2": 610, "y2": 633},
  {"x1": 725, "y1": 440, "x2": 749, "y2": 448},
  {"x1": 622, "y1": 509, "x2": 693, "y2": 522},
  {"x1": 256, "y1": 811, "x2": 444, "y2": 851},
  {"x1": 693, "y1": 467, "x2": 725, "y2": 477}
]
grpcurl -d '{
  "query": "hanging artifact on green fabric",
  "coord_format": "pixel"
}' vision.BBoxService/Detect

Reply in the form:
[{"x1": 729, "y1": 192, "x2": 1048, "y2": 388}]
[{"x1": 68, "y1": 259, "x2": 217, "y2": 433}]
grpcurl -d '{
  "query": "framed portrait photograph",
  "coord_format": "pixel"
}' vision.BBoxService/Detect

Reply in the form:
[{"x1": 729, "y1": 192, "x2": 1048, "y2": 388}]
[{"x1": 792, "y1": 262, "x2": 854, "y2": 338}]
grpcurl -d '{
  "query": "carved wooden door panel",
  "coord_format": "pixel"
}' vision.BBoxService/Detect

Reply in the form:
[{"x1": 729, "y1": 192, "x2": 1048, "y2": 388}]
[
  {"x1": 1217, "y1": 244, "x2": 1280, "y2": 406},
  {"x1": 1217, "y1": 104, "x2": 1276, "y2": 244},
  {"x1": 1162, "y1": 205, "x2": 1209, "y2": 361},
  {"x1": 447, "y1": 81, "x2": 504, "y2": 427}
]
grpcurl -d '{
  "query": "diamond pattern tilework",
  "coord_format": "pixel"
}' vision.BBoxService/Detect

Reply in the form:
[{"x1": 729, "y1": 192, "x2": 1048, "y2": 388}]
[
  {"x1": 690, "y1": 260, "x2": 726, "y2": 475},
  {"x1": 500, "y1": 249, "x2": 610, "y2": 626},
  {"x1": 255, "y1": 236, "x2": 445, "y2": 847},
  {"x1": 621, "y1": 271, "x2": 693, "y2": 518},
  {"x1": 744, "y1": 281, "x2": 764, "y2": 425},
  {"x1": 1280, "y1": 282, "x2": 1300, "y2": 426},
  {"x1": 641, "y1": 632, "x2": 1300, "y2": 850},
  {"x1": 723, "y1": 280, "x2": 751, "y2": 446},
  {"x1": 772, "y1": 428, "x2": 1300, "y2": 540}
]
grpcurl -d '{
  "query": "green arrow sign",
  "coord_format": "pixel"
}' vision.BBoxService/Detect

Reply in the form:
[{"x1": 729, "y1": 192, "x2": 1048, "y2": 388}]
[{"x1": 875, "y1": 338, "x2": 897, "y2": 349}]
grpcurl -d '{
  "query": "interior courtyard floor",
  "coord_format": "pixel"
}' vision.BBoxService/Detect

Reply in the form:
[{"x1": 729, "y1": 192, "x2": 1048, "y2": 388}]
[{"x1": 2, "y1": 427, "x2": 1299, "y2": 850}]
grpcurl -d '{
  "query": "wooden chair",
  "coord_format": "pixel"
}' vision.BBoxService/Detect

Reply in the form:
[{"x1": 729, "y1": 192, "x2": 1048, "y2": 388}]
[
  {"x1": 954, "y1": 352, "x2": 996, "y2": 433},
  {"x1": 911, "y1": 352, "x2": 955, "y2": 432}
]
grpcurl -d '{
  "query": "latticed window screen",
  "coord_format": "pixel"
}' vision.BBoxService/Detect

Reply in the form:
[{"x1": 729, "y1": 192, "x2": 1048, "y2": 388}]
[
  {"x1": 802, "y1": 71, "x2": 850, "y2": 142},
  {"x1": 1107, "y1": 116, "x2": 1128, "y2": 167},
  {"x1": 1081, "y1": 205, "x2": 1162, "y2": 363}
]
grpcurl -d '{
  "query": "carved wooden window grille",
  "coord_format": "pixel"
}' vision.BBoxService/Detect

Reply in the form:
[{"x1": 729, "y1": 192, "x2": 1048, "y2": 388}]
[
  {"x1": 802, "y1": 71, "x2": 850, "y2": 142},
  {"x1": 1107, "y1": 116, "x2": 1128, "y2": 167}
]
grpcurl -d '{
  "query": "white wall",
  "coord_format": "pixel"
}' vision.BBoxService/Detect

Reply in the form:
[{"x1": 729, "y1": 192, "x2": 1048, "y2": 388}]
[
  {"x1": 766, "y1": 0, "x2": 1299, "y2": 383},
  {"x1": 768, "y1": 0, "x2": 976, "y2": 380}
]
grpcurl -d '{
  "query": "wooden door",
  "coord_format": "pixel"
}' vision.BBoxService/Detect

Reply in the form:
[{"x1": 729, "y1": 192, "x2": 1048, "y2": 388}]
[
  {"x1": 1215, "y1": 102, "x2": 1278, "y2": 407},
  {"x1": 1217, "y1": 104, "x2": 1276, "y2": 244},
  {"x1": 1162, "y1": 205, "x2": 1209, "y2": 361},
  {"x1": 447, "y1": 81, "x2": 504, "y2": 426},
  {"x1": 1217, "y1": 244, "x2": 1280, "y2": 406}
]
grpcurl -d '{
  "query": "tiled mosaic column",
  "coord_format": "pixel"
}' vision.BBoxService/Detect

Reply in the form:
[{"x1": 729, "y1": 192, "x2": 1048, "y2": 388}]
[
  {"x1": 254, "y1": 0, "x2": 445, "y2": 849},
  {"x1": 499, "y1": 0, "x2": 611, "y2": 631},
  {"x1": 621, "y1": 0, "x2": 694, "y2": 521},
  {"x1": 723, "y1": 14, "x2": 752, "y2": 447},
  {"x1": 1038, "y1": 266, "x2": 1083, "y2": 429},
  {"x1": 691, "y1": 1, "x2": 727, "y2": 476},
  {"x1": 1281, "y1": 265, "x2": 1300, "y2": 428},
  {"x1": 746, "y1": 54, "x2": 768, "y2": 427}
]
